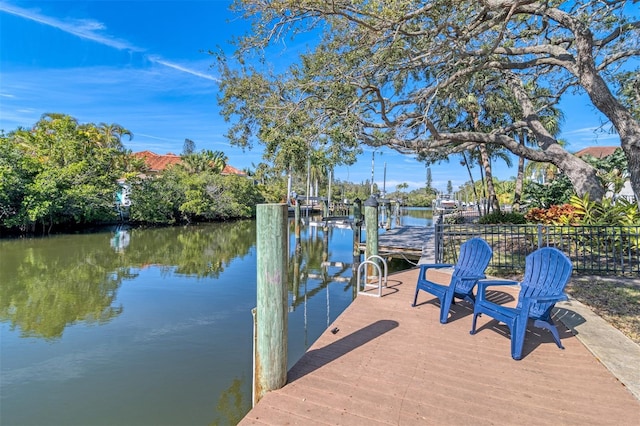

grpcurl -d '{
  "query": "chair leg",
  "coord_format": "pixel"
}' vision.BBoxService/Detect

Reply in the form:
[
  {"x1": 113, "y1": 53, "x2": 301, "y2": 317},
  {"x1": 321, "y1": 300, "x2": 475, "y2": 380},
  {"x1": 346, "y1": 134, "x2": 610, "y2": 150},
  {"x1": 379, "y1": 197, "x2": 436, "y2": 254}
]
[
  {"x1": 470, "y1": 312, "x2": 479, "y2": 335},
  {"x1": 439, "y1": 291, "x2": 455, "y2": 324},
  {"x1": 411, "y1": 287, "x2": 420, "y2": 307},
  {"x1": 512, "y1": 318, "x2": 528, "y2": 361},
  {"x1": 534, "y1": 319, "x2": 565, "y2": 349}
]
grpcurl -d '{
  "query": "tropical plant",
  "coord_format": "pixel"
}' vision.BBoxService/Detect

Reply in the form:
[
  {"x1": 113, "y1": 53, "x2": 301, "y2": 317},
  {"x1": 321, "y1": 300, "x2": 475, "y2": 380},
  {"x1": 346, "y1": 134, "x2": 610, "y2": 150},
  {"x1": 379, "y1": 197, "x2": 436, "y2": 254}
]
[
  {"x1": 569, "y1": 194, "x2": 640, "y2": 226},
  {"x1": 523, "y1": 174, "x2": 575, "y2": 209},
  {"x1": 525, "y1": 204, "x2": 579, "y2": 225},
  {"x1": 180, "y1": 149, "x2": 228, "y2": 174}
]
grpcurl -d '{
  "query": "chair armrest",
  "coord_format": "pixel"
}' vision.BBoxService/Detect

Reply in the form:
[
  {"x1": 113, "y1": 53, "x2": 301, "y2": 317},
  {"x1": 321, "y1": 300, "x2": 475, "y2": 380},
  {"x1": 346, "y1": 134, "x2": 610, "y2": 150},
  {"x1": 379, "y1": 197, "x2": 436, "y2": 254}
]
[
  {"x1": 477, "y1": 279, "x2": 519, "y2": 290},
  {"x1": 419, "y1": 264, "x2": 454, "y2": 279},
  {"x1": 476, "y1": 279, "x2": 519, "y2": 302},
  {"x1": 529, "y1": 294, "x2": 569, "y2": 304},
  {"x1": 419, "y1": 263, "x2": 454, "y2": 271},
  {"x1": 457, "y1": 274, "x2": 486, "y2": 281}
]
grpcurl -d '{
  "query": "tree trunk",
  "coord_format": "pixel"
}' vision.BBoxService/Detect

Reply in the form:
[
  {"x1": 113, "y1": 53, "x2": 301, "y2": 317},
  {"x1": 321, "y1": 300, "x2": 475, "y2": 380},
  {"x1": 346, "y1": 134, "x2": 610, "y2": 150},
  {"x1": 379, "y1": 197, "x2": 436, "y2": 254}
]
[
  {"x1": 504, "y1": 71, "x2": 606, "y2": 200},
  {"x1": 624, "y1": 141, "x2": 640, "y2": 210},
  {"x1": 479, "y1": 144, "x2": 501, "y2": 213},
  {"x1": 461, "y1": 152, "x2": 482, "y2": 217},
  {"x1": 514, "y1": 154, "x2": 524, "y2": 212},
  {"x1": 572, "y1": 24, "x2": 640, "y2": 208}
]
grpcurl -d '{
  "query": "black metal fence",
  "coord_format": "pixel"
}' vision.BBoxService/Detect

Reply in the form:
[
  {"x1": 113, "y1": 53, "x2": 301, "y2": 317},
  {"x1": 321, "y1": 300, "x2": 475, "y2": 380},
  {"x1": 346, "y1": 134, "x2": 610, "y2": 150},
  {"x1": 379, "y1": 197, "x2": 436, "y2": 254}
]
[{"x1": 435, "y1": 223, "x2": 640, "y2": 277}]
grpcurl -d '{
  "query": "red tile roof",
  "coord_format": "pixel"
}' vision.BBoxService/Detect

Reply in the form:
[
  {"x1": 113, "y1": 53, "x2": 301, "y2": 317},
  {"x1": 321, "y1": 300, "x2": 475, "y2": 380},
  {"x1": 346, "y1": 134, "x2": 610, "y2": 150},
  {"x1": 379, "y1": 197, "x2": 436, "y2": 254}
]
[
  {"x1": 574, "y1": 146, "x2": 619, "y2": 159},
  {"x1": 133, "y1": 151, "x2": 246, "y2": 176},
  {"x1": 133, "y1": 151, "x2": 181, "y2": 172},
  {"x1": 221, "y1": 164, "x2": 246, "y2": 176}
]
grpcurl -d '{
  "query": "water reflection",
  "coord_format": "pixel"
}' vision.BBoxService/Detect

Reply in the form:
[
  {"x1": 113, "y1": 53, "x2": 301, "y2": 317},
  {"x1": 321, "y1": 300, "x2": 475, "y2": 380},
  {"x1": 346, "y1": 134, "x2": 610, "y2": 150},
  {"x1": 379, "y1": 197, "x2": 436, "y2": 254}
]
[
  {"x1": 0, "y1": 221, "x2": 255, "y2": 339},
  {"x1": 211, "y1": 376, "x2": 251, "y2": 426},
  {"x1": 0, "y1": 210, "x2": 429, "y2": 425}
]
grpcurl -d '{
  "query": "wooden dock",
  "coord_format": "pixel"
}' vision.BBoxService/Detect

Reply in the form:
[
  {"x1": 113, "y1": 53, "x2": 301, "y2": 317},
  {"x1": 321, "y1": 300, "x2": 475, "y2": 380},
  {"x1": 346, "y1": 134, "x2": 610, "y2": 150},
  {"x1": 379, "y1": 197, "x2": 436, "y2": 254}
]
[
  {"x1": 240, "y1": 267, "x2": 640, "y2": 425},
  {"x1": 361, "y1": 226, "x2": 436, "y2": 264}
]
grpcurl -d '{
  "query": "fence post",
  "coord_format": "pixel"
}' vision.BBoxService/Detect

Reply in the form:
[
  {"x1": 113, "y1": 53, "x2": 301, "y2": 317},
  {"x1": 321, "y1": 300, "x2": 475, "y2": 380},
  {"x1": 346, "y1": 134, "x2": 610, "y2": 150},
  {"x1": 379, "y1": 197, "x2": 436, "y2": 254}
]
[
  {"x1": 537, "y1": 224, "x2": 543, "y2": 249},
  {"x1": 254, "y1": 203, "x2": 288, "y2": 405},
  {"x1": 434, "y1": 215, "x2": 442, "y2": 263}
]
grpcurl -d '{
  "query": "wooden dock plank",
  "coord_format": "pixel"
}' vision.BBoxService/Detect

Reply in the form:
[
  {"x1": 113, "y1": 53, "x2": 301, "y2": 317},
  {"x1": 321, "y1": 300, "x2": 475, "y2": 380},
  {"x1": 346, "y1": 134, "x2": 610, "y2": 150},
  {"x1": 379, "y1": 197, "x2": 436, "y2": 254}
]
[
  {"x1": 360, "y1": 226, "x2": 436, "y2": 263},
  {"x1": 240, "y1": 268, "x2": 640, "y2": 425}
]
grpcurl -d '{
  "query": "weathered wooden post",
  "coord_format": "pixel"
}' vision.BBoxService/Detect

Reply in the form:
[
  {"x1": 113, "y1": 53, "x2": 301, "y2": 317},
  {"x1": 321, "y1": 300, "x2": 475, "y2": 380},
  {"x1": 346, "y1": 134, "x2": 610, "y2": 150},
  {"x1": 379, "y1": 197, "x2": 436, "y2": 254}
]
[
  {"x1": 352, "y1": 198, "x2": 362, "y2": 259},
  {"x1": 364, "y1": 195, "x2": 379, "y2": 276},
  {"x1": 294, "y1": 197, "x2": 301, "y2": 243},
  {"x1": 353, "y1": 198, "x2": 362, "y2": 222},
  {"x1": 254, "y1": 203, "x2": 288, "y2": 406},
  {"x1": 385, "y1": 201, "x2": 392, "y2": 230},
  {"x1": 323, "y1": 198, "x2": 330, "y2": 218}
]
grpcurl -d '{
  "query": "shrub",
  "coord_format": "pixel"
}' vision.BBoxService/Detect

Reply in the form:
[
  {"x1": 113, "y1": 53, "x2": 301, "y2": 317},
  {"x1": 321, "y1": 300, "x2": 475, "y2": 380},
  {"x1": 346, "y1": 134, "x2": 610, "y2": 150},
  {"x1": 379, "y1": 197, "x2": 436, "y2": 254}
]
[
  {"x1": 524, "y1": 204, "x2": 578, "y2": 225},
  {"x1": 478, "y1": 211, "x2": 526, "y2": 224},
  {"x1": 444, "y1": 213, "x2": 466, "y2": 224}
]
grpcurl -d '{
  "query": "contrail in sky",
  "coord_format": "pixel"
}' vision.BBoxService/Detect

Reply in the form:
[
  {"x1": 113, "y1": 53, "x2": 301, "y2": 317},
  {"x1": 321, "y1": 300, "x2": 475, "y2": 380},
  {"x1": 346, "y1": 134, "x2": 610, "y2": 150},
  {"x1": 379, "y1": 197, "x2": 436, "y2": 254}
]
[
  {"x1": 0, "y1": 1, "x2": 218, "y2": 82},
  {"x1": 0, "y1": 1, "x2": 137, "y2": 51}
]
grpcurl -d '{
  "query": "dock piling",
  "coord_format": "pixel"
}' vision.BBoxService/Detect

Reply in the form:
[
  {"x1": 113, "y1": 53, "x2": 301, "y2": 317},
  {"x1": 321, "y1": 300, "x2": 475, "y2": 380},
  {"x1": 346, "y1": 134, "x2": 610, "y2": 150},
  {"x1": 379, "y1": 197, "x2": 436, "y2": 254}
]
[{"x1": 254, "y1": 203, "x2": 288, "y2": 405}]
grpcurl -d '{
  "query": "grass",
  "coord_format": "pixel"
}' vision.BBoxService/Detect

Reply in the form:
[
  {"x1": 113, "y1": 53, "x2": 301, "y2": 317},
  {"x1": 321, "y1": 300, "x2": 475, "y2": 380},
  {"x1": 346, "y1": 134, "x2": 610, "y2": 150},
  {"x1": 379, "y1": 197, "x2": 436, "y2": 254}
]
[{"x1": 566, "y1": 276, "x2": 640, "y2": 345}]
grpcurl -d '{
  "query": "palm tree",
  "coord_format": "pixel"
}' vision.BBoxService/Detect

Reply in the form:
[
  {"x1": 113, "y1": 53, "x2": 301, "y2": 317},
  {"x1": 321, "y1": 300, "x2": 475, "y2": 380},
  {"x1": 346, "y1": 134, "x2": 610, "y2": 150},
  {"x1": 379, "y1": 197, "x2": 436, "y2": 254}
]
[
  {"x1": 97, "y1": 123, "x2": 132, "y2": 150},
  {"x1": 180, "y1": 150, "x2": 227, "y2": 174}
]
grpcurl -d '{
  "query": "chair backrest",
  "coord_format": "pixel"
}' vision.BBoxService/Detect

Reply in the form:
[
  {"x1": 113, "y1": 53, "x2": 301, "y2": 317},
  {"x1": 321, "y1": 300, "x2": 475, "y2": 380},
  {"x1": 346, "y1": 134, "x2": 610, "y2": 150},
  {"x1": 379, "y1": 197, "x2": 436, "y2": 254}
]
[
  {"x1": 517, "y1": 247, "x2": 573, "y2": 318},
  {"x1": 452, "y1": 238, "x2": 493, "y2": 290}
]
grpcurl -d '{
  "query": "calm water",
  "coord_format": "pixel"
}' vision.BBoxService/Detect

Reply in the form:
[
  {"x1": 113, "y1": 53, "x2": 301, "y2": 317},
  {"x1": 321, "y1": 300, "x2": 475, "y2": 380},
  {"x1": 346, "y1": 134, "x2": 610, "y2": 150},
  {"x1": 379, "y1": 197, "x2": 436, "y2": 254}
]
[{"x1": 0, "y1": 208, "x2": 432, "y2": 426}]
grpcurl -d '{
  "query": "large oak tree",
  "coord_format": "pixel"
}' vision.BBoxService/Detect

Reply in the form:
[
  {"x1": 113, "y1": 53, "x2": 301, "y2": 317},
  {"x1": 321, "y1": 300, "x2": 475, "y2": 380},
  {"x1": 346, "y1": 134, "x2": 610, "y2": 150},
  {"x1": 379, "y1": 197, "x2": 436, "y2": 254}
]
[{"x1": 218, "y1": 0, "x2": 640, "y2": 206}]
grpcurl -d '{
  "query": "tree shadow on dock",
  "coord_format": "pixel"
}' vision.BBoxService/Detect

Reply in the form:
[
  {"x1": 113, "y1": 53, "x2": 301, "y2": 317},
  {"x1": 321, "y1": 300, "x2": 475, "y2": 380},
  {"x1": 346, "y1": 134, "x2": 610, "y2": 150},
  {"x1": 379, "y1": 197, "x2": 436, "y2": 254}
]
[{"x1": 287, "y1": 319, "x2": 399, "y2": 382}]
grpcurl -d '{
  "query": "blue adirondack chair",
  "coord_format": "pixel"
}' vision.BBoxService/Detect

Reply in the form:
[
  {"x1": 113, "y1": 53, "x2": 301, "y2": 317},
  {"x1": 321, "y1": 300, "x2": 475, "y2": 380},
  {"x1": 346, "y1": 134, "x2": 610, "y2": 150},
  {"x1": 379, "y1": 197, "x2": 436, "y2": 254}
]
[
  {"x1": 470, "y1": 247, "x2": 573, "y2": 360},
  {"x1": 412, "y1": 237, "x2": 492, "y2": 324}
]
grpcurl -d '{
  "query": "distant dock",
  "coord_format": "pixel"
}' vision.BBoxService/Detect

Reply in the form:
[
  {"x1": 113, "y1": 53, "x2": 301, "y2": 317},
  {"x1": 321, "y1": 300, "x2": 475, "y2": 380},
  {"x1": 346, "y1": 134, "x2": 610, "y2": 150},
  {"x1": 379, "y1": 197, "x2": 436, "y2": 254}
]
[{"x1": 360, "y1": 225, "x2": 436, "y2": 264}]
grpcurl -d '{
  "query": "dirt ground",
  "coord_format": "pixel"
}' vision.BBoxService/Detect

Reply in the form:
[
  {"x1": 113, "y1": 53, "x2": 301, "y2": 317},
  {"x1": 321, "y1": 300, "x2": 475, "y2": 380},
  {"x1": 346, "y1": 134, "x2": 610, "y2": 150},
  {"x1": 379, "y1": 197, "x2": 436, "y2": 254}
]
[{"x1": 566, "y1": 275, "x2": 640, "y2": 345}]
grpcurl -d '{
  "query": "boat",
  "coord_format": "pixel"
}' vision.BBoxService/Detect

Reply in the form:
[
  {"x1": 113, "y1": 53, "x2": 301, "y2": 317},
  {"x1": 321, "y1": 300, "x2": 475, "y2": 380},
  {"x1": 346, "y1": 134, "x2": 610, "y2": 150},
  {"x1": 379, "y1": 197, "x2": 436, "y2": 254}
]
[{"x1": 432, "y1": 194, "x2": 459, "y2": 213}]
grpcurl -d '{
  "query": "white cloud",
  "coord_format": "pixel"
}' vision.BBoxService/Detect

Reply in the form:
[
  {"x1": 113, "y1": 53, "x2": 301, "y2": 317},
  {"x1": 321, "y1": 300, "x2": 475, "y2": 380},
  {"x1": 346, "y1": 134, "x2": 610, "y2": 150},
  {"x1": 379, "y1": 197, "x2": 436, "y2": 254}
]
[{"x1": 0, "y1": 1, "x2": 139, "y2": 51}]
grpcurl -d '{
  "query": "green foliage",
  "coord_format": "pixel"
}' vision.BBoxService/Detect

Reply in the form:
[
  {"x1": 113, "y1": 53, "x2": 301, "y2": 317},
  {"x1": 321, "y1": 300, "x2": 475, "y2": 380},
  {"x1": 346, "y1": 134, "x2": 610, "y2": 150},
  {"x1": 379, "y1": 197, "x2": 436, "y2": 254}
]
[
  {"x1": 580, "y1": 148, "x2": 629, "y2": 195},
  {"x1": 1, "y1": 115, "x2": 263, "y2": 233},
  {"x1": 569, "y1": 193, "x2": 640, "y2": 226},
  {"x1": 179, "y1": 149, "x2": 227, "y2": 174},
  {"x1": 522, "y1": 175, "x2": 575, "y2": 209},
  {"x1": 180, "y1": 173, "x2": 262, "y2": 221},
  {"x1": 129, "y1": 169, "x2": 263, "y2": 225},
  {"x1": 478, "y1": 211, "x2": 526, "y2": 224},
  {"x1": 614, "y1": 70, "x2": 640, "y2": 120},
  {"x1": 1, "y1": 114, "x2": 135, "y2": 233},
  {"x1": 444, "y1": 213, "x2": 466, "y2": 224},
  {"x1": 128, "y1": 172, "x2": 184, "y2": 224}
]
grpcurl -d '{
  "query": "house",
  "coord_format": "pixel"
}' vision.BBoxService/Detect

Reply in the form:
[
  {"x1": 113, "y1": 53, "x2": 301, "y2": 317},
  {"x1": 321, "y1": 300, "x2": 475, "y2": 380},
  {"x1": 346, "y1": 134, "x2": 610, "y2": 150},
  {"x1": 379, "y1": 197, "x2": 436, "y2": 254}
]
[
  {"x1": 574, "y1": 146, "x2": 619, "y2": 159},
  {"x1": 575, "y1": 146, "x2": 635, "y2": 202},
  {"x1": 133, "y1": 151, "x2": 182, "y2": 175},
  {"x1": 132, "y1": 150, "x2": 247, "y2": 177}
]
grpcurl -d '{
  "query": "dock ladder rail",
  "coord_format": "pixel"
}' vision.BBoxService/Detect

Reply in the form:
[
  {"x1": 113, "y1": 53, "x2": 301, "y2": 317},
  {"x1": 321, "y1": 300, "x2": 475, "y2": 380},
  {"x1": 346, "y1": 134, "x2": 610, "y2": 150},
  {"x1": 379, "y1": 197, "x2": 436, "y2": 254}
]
[{"x1": 356, "y1": 255, "x2": 388, "y2": 297}]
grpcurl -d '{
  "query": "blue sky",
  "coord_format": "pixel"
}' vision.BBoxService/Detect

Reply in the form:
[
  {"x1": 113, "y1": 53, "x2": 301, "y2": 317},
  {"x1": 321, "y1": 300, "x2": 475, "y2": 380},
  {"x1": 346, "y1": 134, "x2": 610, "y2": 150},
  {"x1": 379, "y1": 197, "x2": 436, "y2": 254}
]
[{"x1": 0, "y1": 1, "x2": 627, "y2": 195}]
